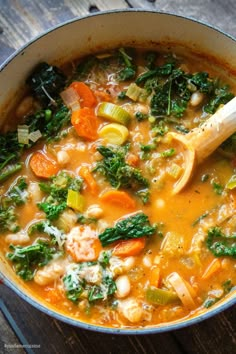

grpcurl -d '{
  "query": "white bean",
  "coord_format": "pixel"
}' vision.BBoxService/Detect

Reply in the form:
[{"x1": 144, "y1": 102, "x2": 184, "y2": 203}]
[
  {"x1": 28, "y1": 182, "x2": 43, "y2": 203},
  {"x1": 115, "y1": 275, "x2": 131, "y2": 298},
  {"x1": 34, "y1": 261, "x2": 65, "y2": 286},
  {"x1": 119, "y1": 298, "x2": 143, "y2": 323},
  {"x1": 123, "y1": 256, "x2": 135, "y2": 271},
  {"x1": 57, "y1": 150, "x2": 70, "y2": 165},
  {"x1": 5, "y1": 232, "x2": 30, "y2": 245},
  {"x1": 190, "y1": 91, "x2": 204, "y2": 107},
  {"x1": 142, "y1": 254, "x2": 152, "y2": 267},
  {"x1": 86, "y1": 204, "x2": 104, "y2": 219}
]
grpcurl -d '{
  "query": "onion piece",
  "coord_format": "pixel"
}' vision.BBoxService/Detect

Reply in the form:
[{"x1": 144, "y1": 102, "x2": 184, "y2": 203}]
[
  {"x1": 28, "y1": 129, "x2": 42, "y2": 143},
  {"x1": 17, "y1": 125, "x2": 29, "y2": 144},
  {"x1": 60, "y1": 87, "x2": 80, "y2": 111},
  {"x1": 167, "y1": 272, "x2": 195, "y2": 308}
]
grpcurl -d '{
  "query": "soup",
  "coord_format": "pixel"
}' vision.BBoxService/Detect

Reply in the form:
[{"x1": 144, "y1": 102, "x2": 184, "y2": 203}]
[{"x1": 0, "y1": 47, "x2": 235, "y2": 328}]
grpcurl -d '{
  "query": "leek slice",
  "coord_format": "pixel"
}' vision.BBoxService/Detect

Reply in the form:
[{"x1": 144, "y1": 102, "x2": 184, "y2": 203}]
[
  {"x1": 17, "y1": 125, "x2": 29, "y2": 144},
  {"x1": 67, "y1": 189, "x2": 85, "y2": 212},
  {"x1": 126, "y1": 83, "x2": 148, "y2": 102},
  {"x1": 226, "y1": 174, "x2": 236, "y2": 190},
  {"x1": 146, "y1": 286, "x2": 179, "y2": 305},
  {"x1": 98, "y1": 123, "x2": 129, "y2": 145},
  {"x1": 97, "y1": 102, "x2": 131, "y2": 126}
]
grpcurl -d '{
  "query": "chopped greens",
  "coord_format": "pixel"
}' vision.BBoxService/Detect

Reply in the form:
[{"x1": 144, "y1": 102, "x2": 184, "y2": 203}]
[
  {"x1": 206, "y1": 227, "x2": 236, "y2": 258},
  {"x1": 63, "y1": 260, "x2": 116, "y2": 303},
  {"x1": 7, "y1": 240, "x2": 57, "y2": 281},
  {"x1": 26, "y1": 62, "x2": 66, "y2": 106},
  {"x1": 37, "y1": 172, "x2": 83, "y2": 221},
  {"x1": 98, "y1": 212, "x2": 156, "y2": 247},
  {"x1": 117, "y1": 48, "x2": 136, "y2": 81},
  {"x1": 94, "y1": 145, "x2": 149, "y2": 196}
]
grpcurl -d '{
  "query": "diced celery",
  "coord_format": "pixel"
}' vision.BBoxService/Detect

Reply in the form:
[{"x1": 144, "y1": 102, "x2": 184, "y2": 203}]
[
  {"x1": 126, "y1": 83, "x2": 147, "y2": 102},
  {"x1": 146, "y1": 286, "x2": 179, "y2": 305},
  {"x1": 67, "y1": 189, "x2": 85, "y2": 212}
]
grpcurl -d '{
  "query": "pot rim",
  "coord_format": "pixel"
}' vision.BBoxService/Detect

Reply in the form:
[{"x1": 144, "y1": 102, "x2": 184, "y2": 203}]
[{"x1": 0, "y1": 8, "x2": 235, "y2": 334}]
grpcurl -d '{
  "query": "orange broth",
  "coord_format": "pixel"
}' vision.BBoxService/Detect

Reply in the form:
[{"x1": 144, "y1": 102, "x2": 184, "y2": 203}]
[{"x1": 0, "y1": 47, "x2": 235, "y2": 328}]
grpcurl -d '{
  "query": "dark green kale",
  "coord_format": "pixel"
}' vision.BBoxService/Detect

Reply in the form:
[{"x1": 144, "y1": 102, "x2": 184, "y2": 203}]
[
  {"x1": 25, "y1": 103, "x2": 70, "y2": 142},
  {"x1": 26, "y1": 62, "x2": 66, "y2": 106},
  {"x1": 145, "y1": 51, "x2": 158, "y2": 70},
  {"x1": 0, "y1": 131, "x2": 23, "y2": 182},
  {"x1": 206, "y1": 227, "x2": 236, "y2": 258},
  {"x1": 76, "y1": 56, "x2": 98, "y2": 81},
  {"x1": 0, "y1": 206, "x2": 19, "y2": 233},
  {"x1": 136, "y1": 62, "x2": 174, "y2": 85},
  {"x1": 63, "y1": 261, "x2": 116, "y2": 303},
  {"x1": 98, "y1": 212, "x2": 156, "y2": 247},
  {"x1": 0, "y1": 177, "x2": 28, "y2": 233},
  {"x1": 7, "y1": 240, "x2": 57, "y2": 280},
  {"x1": 190, "y1": 72, "x2": 214, "y2": 93},
  {"x1": 140, "y1": 143, "x2": 157, "y2": 160},
  {"x1": 37, "y1": 202, "x2": 67, "y2": 221},
  {"x1": 37, "y1": 172, "x2": 83, "y2": 221},
  {"x1": 117, "y1": 48, "x2": 136, "y2": 81},
  {"x1": 77, "y1": 213, "x2": 98, "y2": 225},
  {"x1": 94, "y1": 145, "x2": 149, "y2": 195},
  {"x1": 204, "y1": 85, "x2": 234, "y2": 114}
]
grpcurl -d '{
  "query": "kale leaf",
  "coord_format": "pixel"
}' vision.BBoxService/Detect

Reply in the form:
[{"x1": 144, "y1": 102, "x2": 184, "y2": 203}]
[
  {"x1": 98, "y1": 212, "x2": 156, "y2": 247},
  {"x1": 7, "y1": 240, "x2": 57, "y2": 280},
  {"x1": 206, "y1": 227, "x2": 236, "y2": 258},
  {"x1": 117, "y1": 48, "x2": 136, "y2": 81},
  {"x1": 94, "y1": 145, "x2": 149, "y2": 194},
  {"x1": 26, "y1": 62, "x2": 66, "y2": 106}
]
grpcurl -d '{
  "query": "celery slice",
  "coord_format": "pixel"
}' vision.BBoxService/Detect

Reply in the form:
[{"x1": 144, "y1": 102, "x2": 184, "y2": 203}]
[
  {"x1": 126, "y1": 83, "x2": 148, "y2": 102},
  {"x1": 67, "y1": 189, "x2": 85, "y2": 212},
  {"x1": 97, "y1": 102, "x2": 131, "y2": 126},
  {"x1": 226, "y1": 174, "x2": 236, "y2": 190},
  {"x1": 146, "y1": 286, "x2": 179, "y2": 305},
  {"x1": 98, "y1": 123, "x2": 129, "y2": 145}
]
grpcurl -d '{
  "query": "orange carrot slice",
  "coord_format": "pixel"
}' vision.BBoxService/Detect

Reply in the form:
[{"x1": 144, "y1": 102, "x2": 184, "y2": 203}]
[
  {"x1": 30, "y1": 152, "x2": 59, "y2": 178},
  {"x1": 99, "y1": 190, "x2": 136, "y2": 209},
  {"x1": 71, "y1": 107, "x2": 98, "y2": 140},
  {"x1": 149, "y1": 267, "x2": 161, "y2": 287},
  {"x1": 70, "y1": 81, "x2": 97, "y2": 108},
  {"x1": 79, "y1": 165, "x2": 98, "y2": 195},
  {"x1": 113, "y1": 237, "x2": 146, "y2": 257}
]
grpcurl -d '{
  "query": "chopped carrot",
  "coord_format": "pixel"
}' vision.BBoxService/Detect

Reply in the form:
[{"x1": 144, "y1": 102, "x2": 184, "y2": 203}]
[
  {"x1": 113, "y1": 237, "x2": 146, "y2": 257},
  {"x1": 71, "y1": 107, "x2": 98, "y2": 140},
  {"x1": 202, "y1": 258, "x2": 221, "y2": 280},
  {"x1": 30, "y1": 152, "x2": 59, "y2": 178},
  {"x1": 45, "y1": 287, "x2": 64, "y2": 304},
  {"x1": 99, "y1": 190, "x2": 136, "y2": 209},
  {"x1": 94, "y1": 90, "x2": 112, "y2": 102},
  {"x1": 149, "y1": 267, "x2": 161, "y2": 287},
  {"x1": 79, "y1": 165, "x2": 98, "y2": 195},
  {"x1": 69, "y1": 81, "x2": 97, "y2": 108},
  {"x1": 125, "y1": 153, "x2": 140, "y2": 167}
]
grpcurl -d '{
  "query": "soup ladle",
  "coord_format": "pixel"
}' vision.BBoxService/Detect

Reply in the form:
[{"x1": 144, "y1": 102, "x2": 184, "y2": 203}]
[{"x1": 168, "y1": 96, "x2": 236, "y2": 194}]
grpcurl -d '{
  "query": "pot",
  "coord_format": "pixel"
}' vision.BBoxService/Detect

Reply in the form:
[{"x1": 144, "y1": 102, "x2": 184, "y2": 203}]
[{"x1": 0, "y1": 9, "x2": 235, "y2": 334}]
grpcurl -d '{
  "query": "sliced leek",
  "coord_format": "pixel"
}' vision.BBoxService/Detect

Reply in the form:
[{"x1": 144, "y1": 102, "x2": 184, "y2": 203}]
[
  {"x1": 98, "y1": 123, "x2": 129, "y2": 145},
  {"x1": 146, "y1": 286, "x2": 179, "y2": 305},
  {"x1": 126, "y1": 83, "x2": 148, "y2": 102},
  {"x1": 226, "y1": 174, "x2": 236, "y2": 190},
  {"x1": 67, "y1": 189, "x2": 85, "y2": 212},
  {"x1": 97, "y1": 102, "x2": 131, "y2": 126}
]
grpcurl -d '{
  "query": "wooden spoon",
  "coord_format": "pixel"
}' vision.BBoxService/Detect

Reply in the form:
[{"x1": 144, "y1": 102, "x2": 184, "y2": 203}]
[{"x1": 168, "y1": 97, "x2": 236, "y2": 194}]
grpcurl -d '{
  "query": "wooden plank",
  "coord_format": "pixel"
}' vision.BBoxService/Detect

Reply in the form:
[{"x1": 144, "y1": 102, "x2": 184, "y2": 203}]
[
  {"x1": 128, "y1": 0, "x2": 236, "y2": 37},
  {"x1": 0, "y1": 0, "x2": 129, "y2": 63}
]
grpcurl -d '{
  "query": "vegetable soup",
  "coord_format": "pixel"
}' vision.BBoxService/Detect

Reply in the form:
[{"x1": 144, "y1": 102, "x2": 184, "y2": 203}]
[{"x1": 0, "y1": 47, "x2": 235, "y2": 328}]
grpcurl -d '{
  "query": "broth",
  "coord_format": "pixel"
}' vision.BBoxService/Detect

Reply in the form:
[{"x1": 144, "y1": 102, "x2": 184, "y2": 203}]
[{"x1": 0, "y1": 47, "x2": 235, "y2": 328}]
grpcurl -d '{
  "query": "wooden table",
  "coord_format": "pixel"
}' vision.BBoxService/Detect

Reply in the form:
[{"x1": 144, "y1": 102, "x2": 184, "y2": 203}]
[{"x1": 0, "y1": 1, "x2": 235, "y2": 353}]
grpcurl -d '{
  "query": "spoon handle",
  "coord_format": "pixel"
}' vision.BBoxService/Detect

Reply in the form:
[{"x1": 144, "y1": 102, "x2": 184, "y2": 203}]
[{"x1": 186, "y1": 97, "x2": 236, "y2": 164}]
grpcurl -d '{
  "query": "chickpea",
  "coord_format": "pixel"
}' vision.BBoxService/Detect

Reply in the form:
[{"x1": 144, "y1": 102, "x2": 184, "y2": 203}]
[
  {"x1": 57, "y1": 150, "x2": 70, "y2": 166},
  {"x1": 115, "y1": 275, "x2": 131, "y2": 298}
]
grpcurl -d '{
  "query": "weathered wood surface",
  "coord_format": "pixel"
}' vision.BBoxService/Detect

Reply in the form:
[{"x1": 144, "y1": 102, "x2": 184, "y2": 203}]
[{"x1": 0, "y1": 1, "x2": 236, "y2": 353}]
